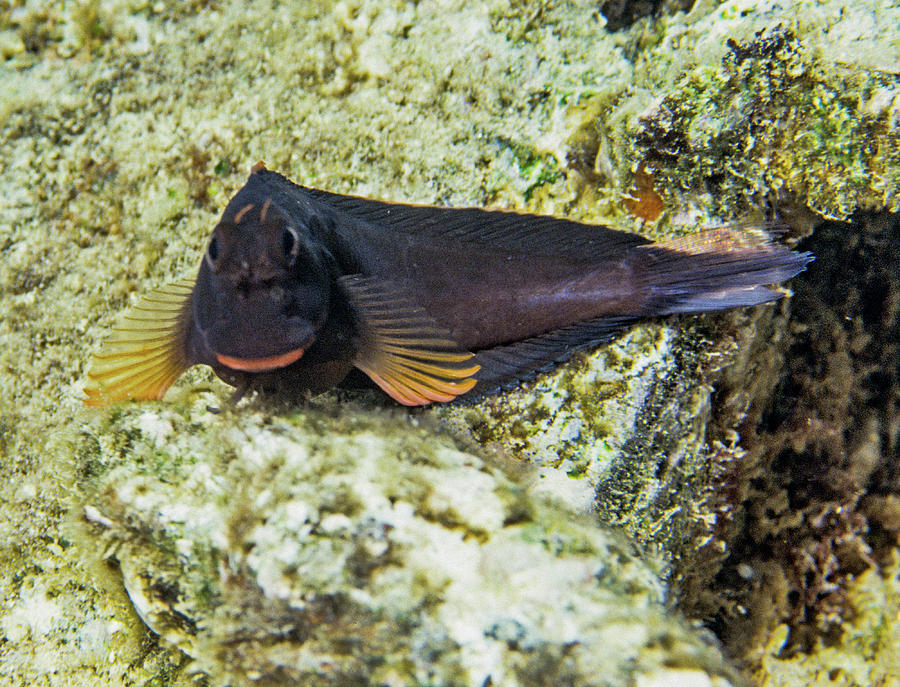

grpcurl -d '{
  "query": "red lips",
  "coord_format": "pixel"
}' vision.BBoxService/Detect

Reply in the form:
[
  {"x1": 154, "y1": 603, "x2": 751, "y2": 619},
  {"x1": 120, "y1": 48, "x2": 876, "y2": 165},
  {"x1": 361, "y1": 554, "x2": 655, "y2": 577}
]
[{"x1": 216, "y1": 346, "x2": 306, "y2": 372}]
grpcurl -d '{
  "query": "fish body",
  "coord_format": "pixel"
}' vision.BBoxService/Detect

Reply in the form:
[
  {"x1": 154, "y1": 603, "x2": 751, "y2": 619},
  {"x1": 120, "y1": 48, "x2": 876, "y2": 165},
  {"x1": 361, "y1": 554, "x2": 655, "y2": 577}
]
[{"x1": 86, "y1": 164, "x2": 812, "y2": 406}]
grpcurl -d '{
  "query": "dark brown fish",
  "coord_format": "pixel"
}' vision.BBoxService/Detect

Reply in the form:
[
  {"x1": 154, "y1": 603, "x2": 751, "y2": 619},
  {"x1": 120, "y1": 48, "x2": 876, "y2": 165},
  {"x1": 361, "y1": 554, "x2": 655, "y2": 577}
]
[{"x1": 85, "y1": 163, "x2": 812, "y2": 406}]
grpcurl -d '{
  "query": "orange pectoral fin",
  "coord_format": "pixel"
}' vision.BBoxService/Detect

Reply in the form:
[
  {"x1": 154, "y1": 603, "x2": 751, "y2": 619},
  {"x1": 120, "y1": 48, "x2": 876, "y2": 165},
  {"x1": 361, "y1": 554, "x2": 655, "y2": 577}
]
[
  {"x1": 83, "y1": 280, "x2": 194, "y2": 406},
  {"x1": 364, "y1": 361, "x2": 479, "y2": 406},
  {"x1": 339, "y1": 275, "x2": 479, "y2": 406}
]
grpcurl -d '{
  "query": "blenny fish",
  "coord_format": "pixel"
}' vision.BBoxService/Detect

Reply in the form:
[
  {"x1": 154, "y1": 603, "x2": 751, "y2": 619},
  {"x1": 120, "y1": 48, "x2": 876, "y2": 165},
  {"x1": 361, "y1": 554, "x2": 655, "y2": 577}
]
[{"x1": 84, "y1": 163, "x2": 812, "y2": 406}]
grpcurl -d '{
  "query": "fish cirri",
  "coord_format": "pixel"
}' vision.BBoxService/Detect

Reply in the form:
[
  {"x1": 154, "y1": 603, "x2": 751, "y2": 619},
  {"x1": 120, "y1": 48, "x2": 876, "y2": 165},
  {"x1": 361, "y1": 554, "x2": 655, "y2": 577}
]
[{"x1": 85, "y1": 163, "x2": 812, "y2": 406}]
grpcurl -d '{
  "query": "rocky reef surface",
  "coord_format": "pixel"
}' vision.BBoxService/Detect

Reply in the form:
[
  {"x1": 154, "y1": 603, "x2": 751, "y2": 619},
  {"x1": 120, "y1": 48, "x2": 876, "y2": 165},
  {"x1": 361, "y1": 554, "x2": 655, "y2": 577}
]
[{"x1": 73, "y1": 400, "x2": 737, "y2": 685}]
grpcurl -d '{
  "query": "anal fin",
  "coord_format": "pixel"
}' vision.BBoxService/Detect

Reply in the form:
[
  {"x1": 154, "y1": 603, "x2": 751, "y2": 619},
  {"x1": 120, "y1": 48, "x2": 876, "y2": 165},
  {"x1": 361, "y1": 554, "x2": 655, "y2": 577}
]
[
  {"x1": 83, "y1": 280, "x2": 194, "y2": 405},
  {"x1": 469, "y1": 317, "x2": 637, "y2": 399},
  {"x1": 340, "y1": 275, "x2": 479, "y2": 406}
]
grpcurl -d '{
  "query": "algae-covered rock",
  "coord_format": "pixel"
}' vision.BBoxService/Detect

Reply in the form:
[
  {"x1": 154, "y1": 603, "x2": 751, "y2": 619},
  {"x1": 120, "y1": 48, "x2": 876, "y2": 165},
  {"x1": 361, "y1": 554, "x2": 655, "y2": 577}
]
[
  {"x1": 684, "y1": 212, "x2": 900, "y2": 669},
  {"x1": 754, "y1": 552, "x2": 900, "y2": 686},
  {"x1": 627, "y1": 0, "x2": 900, "y2": 221},
  {"x1": 77, "y1": 399, "x2": 736, "y2": 686},
  {"x1": 435, "y1": 320, "x2": 723, "y2": 562},
  {"x1": 557, "y1": 0, "x2": 900, "y2": 223}
]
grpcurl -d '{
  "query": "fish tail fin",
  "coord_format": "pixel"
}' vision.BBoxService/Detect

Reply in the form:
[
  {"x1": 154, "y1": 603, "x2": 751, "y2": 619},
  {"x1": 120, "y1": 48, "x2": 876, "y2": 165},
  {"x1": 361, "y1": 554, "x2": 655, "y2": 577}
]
[{"x1": 633, "y1": 225, "x2": 813, "y2": 315}]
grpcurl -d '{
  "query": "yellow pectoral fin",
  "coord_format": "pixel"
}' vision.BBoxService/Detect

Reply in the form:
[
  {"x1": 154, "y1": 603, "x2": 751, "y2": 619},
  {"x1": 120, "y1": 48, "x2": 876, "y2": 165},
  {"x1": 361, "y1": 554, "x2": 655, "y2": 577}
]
[
  {"x1": 340, "y1": 274, "x2": 479, "y2": 407},
  {"x1": 83, "y1": 280, "x2": 194, "y2": 406}
]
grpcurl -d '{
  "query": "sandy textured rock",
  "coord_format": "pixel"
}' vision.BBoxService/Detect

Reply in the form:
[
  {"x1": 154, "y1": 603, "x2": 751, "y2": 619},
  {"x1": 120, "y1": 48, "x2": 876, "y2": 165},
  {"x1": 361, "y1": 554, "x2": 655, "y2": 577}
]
[{"x1": 74, "y1": 399, "x2": 738, "y2": 686}]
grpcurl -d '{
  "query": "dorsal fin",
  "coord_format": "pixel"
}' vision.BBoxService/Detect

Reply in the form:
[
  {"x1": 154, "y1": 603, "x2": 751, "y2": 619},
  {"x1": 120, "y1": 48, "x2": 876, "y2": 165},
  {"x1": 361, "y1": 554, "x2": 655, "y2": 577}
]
[
  {"x1": 254, "y1": 169, "x2": 650, "y2": 259},
  {"x1": 83, "y1": 280, "x2": 194, "y2": 406},
  {"x1": 339, "y1": 275, "x2": 479, "y2": 406}
]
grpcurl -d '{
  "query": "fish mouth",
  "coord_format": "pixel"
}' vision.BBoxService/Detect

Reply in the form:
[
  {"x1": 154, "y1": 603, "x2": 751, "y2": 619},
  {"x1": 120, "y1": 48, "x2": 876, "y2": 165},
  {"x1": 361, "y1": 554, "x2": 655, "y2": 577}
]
[{"x1": 215, "y1": 346, "x2": 307, "y2": 372}]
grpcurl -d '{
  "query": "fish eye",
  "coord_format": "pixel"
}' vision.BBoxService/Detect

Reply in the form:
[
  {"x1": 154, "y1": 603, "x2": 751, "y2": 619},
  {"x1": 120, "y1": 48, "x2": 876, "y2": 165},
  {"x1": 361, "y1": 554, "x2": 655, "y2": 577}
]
[
  {"x1": 205, "y1": 235, "x2": 221, "y2": 271},
  {"x1": 282, "y1": 226, "x2": 300, "y2": 265}
]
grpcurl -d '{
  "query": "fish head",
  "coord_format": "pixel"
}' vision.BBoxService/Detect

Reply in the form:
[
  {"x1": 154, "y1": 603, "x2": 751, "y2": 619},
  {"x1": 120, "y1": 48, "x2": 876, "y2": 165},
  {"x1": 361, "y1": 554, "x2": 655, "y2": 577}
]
[{"x1": 191, "y1": 197, "x2": 336, "y2": 373}]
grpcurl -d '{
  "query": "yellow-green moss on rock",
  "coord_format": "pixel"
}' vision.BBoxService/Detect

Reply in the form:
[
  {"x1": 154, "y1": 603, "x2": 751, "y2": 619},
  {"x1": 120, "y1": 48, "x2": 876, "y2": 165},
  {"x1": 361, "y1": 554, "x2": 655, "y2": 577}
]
[{"x1": 632, "y1": 1, "x2": 900, "y2": 221}]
